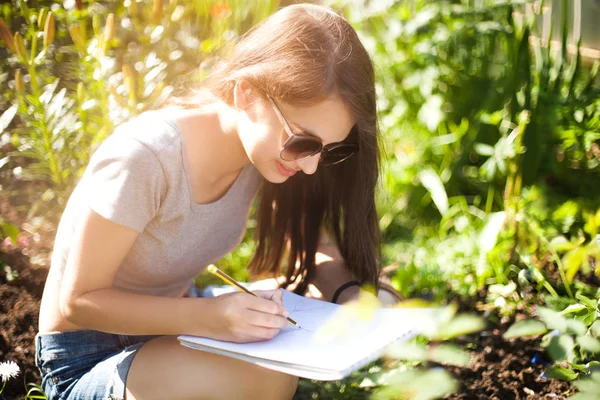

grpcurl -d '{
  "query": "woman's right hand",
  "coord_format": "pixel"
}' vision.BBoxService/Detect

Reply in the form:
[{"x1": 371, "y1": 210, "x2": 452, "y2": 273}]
[{"x1": 204, "y1": 291, "x2": 290, "y2": 343}]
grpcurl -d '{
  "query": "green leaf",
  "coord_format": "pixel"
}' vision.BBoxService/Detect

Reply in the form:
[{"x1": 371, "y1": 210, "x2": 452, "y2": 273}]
[
  {"x1": 489, "y1": 281, "x2": 517, "y2": 297},
  {"x1": 564, "y1": 248, "x2": 586, "y2": 283},
  {"x1": 418, "y1": 94, "x2": 444, "y2": 132},
  {"x1": 560, "y1": 303, "x2": 587, "y2": 315},
  {"x1": 373, "y1": 369, "x2": 458, "y2": 400},
  {"x1": 577, "y1": 336, "x2": 600, "y2": 353},
  {"x1": 418, "y1": 168, "x2": 448, "y2": 216},
  {"x1": 479, "y1": 110, "x2": 504, "y2": 125},
  {"x1": 479, "y1": 212, "x2": 506, "y2": 254},
  {"x1": 566, "y1": 319, "x2": 587, "y2": 336},
  {"x1": 549, "y1": 236, "x2": 575, "y2": 252},
  {"x1": 582, "y1": 311, "x2": 597, "y2": 327},
  {"x1": 438, "y1": 314, "x2": 486, "y2": 340},
  {"x1": 591, "y1": 320, "x2": 600, "y2": 336},
  {"x1": 568, "y1": 362, "x2": 588, "y2": 373},
  {"x1": 575, "y1": 293, "x2": 598, "y2": 310},
  {"x1": 574, "y1": 375, "x2": 600, "y2": 394},
  {"x1": 0, "y1": 104, "x2": 17, "y2": 133},
  {"x1": 1, "y1": 222, "x2": 19, "y2": 242},
  {"x1": 503, "y1": 319, "x2": 547, "y2": 338},
  {"x1": 474, "y1": 143, "x2": 494, "y2": 156},
  {"x1": 544, "y1": 366, "x2": 578, "y2": 381},
  {"x1": 429, "y1": 344, "x2": 471, "y2": 367},
  {"x1": 386, "y1": 341, "x2": 428, "y2": 361},
  {"x1": 547, "y1": 335, "x2": 575, "y2": 362},
  {"x1": 569, "y1": 394, "x2": 600, "y2": 400},
  {"x1": 537, "y1": 307, "x2": 568, "y2": 332},
  {"x1": 586, "y1": 361, "x2": 600, "y2": 372}
]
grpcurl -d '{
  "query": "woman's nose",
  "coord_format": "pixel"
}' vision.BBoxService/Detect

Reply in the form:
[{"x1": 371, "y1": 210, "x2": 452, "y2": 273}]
[{"x1": 296, "y1": 154, "x2": 320, "y2": 175}]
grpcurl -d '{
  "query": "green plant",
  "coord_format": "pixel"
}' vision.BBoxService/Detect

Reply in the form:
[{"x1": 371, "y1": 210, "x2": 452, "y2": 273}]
[
  {"x1": 24, "y1": 382, "x2": 47, "y2": 400},
  {"x1": 504, "y1": 290, "x2": 600, "y2": 394},
  {"x1": 295, "y1": 297, "x2": 484, "y2": 400},
  {"x1": 0, "y1": 0, "x2": 280, "y2": 222},
  {"x1": 325, "y1": 0, "x2": 600, "y2": 395},
  {"x1": 373, "y1": 303, "x2": 485, "y2": 399},
  {"x1": 570, "y1": 371, "x2": 600, "y2": 400}
]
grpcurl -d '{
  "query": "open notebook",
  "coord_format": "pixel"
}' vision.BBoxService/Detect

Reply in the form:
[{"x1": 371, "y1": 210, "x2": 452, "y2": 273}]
[{"x1": 178, "y1": 289, "x2": 431, "y2": 380}]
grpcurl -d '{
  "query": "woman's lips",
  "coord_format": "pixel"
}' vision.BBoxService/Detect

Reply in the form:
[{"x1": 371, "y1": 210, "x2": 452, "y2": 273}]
[{"x1": 276, "y1": 160, "x2": 297, "y2": 177}]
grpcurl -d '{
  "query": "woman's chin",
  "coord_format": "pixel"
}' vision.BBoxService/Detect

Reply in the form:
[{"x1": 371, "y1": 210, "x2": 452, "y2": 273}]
[
  {"x1": 253, "y1": 165, "x2": 290, "y2": 184},
  {"x1": 264, "y1": 173, "x2": 290, "y2": 184}
]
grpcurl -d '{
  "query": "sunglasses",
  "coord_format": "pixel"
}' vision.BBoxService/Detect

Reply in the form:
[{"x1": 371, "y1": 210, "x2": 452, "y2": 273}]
[{"x1": 267, "y1": 96, "x2": 359, "y2": 166}]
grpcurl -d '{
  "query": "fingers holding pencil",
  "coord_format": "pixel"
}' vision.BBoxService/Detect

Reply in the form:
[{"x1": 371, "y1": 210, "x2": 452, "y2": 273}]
[
  {"x1": 253, "y1": 289, "x2": 289, "y2": 317},
  {"x1": 210, "y1": 291, "x2": 288, "y2": 342},
  {"x1": 206, "y1": 265, "x2": 300, "y2": 328}
]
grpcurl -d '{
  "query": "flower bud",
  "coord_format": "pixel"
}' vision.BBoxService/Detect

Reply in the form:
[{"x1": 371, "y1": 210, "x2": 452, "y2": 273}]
[
  {"x1": 43, "y1": 12, "x2": 55, "y2": 49},
  {"x1": 122, "y1": 64, "x2": 135, "y2": 92},
  {"x1": 0, "y1": 18, "x2": 16, "y2": 54},
  {"x1": 210, "y1": 3, "x2": 230, "y2": 19},
  {"x1": 122, "y1": 64, "x2": 137, "y2": 106},
  {"x1": 13, "y1": 33, "x2": 27, "y2": 62},
  {"x1": 38, "y1": 8, "x2": 47, "y2": 29},
  {"x1": 92, "y1": 14, "x2": 101, "y2": 36},
  {"x1": 15, "y1": 69, "x2": 23, "y2": 93},
  {"x1": 69, "y1": 24, "x2": 84, "y2": 49},
  {"x1": 109, "y1": 84, "x2": 127, "y2": 108},
  {"x1": 77, "y1": 82, "x2": 84, "y2": 104},
  {"x1": 104, "y1": 13, "x2": 115, "y2": 42},
  {"x1": 152, "y1": 0, "x2": 163, "y2": 24},
  {"x1": 129, "y1": 0, "x2": 137, "y2": 18}
]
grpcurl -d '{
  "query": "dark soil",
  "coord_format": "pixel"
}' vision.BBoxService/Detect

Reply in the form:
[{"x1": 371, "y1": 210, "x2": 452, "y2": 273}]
[
  {"x1": 0, "y1": 249, "x2": 47, "y2": 399},
  {"x1": 442, "y1": 329, "x2": 576, "y2": 399}
]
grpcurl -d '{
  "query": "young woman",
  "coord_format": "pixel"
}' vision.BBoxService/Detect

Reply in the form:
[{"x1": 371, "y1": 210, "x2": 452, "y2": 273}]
[{"x1": 36, "y1": 3, "x2": 399, "y2": 399}]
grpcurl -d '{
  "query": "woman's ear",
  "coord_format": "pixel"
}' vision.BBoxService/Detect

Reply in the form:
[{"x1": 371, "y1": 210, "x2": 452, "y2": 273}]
[{"x1": 233, "y1": 79, "x2": 252, "y2": 110}]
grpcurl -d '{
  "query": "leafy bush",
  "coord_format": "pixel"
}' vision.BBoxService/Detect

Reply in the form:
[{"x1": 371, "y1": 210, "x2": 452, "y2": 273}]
[
  {"x1": 328, "y1": 0, "x2": 600, "y2": 396},
  {"x1": 0, "y1": 0, "x2": 279, "y2": 224}
]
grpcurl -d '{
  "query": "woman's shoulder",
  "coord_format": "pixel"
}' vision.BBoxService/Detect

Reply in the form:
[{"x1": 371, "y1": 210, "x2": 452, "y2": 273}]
[{"x1": 108, "y1": 108, "x2": 184, "y2": 157}]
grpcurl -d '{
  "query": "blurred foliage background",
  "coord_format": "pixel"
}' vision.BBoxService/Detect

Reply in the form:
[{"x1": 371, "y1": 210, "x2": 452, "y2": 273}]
[{"x1": 1, "y1": 0, "x2": 600, "y2": 398}]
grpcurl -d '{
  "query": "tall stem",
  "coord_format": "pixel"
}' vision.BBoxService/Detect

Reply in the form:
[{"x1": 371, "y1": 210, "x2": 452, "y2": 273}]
[
  {"x1": 27, "y1": 64, "x2": 62, "y2": 187},
  {"x1": 486, "y1": 184, "x2": 494, "y2": 214}
]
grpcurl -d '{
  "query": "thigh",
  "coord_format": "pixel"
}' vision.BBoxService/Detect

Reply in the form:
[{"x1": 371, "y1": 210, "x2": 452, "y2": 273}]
[{"x1": 125, "y1": 336, "x2": 298, "y2": 400}]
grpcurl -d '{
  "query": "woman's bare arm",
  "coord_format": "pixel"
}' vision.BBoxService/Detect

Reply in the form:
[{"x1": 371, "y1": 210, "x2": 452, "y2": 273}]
[
  {"x1": 59, "y1": 207, "x2": 287, "y2": 340},
  {"x1": 312, "y1": 229, "x2": 361, "y2": 303},
  {"x1": 58, "y1": 207, "x2": 214, "y2": 336},
  {"x1": 312, "y1": 229, "x2": 400, "y2": 305}
]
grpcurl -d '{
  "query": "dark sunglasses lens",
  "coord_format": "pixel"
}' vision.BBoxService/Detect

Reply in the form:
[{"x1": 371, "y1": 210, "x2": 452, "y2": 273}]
[
  {"x1": 281, "y1": 137, "x2": 321, "y2": 161},
  {"x1": 320, "y1": 145, "x2": 358, "y2": 166}
]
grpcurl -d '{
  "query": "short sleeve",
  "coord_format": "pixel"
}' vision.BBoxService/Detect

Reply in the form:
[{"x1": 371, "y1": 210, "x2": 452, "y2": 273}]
[{"x1": 84, "y1": 135, "x2": 166, "y2": 233}]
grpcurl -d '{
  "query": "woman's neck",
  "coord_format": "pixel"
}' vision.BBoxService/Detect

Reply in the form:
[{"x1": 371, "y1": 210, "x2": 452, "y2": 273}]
[{"x1": 175, "y1": 101, "x2": 250, "y2": 186}]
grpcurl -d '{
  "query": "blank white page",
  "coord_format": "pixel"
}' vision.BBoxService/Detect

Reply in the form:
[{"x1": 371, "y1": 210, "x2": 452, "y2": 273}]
[{"x1": 179, "y1": 290, "x2": 426, "y2": 372}]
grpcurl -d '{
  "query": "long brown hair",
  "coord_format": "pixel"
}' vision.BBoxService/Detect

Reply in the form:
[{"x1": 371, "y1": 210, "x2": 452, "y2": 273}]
[{"x1": 164, "y1": 4, "x2": 381, "y2": 294}]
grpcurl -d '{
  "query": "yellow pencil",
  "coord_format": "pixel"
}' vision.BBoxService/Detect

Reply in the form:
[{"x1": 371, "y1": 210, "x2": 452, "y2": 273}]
[{"x1": 207, "y1": 264, "x2": 300, "y2": 328}]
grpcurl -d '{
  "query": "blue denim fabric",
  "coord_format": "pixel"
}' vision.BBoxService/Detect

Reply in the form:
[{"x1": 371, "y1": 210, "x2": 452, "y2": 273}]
[
  {"x1": 34, "y1": 330, "x2": 160, "y2": 400},
  {"x1": 33, "y1": 284, "x2": 236, "y2": 399}
]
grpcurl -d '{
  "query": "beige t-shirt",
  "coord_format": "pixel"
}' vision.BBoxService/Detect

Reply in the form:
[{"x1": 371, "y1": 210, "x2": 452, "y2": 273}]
[{"x1": 49, "y1": 110, "x2": 262, "y2": 297}]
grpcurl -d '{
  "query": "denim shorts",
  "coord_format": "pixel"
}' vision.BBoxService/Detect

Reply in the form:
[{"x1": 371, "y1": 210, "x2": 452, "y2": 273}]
[
  {"x1": 33, "y1": 283, "x2": 247, "y2": 399},
  {"x1": 34, "y1": 330, "x2": 160, "y2": 400}
]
